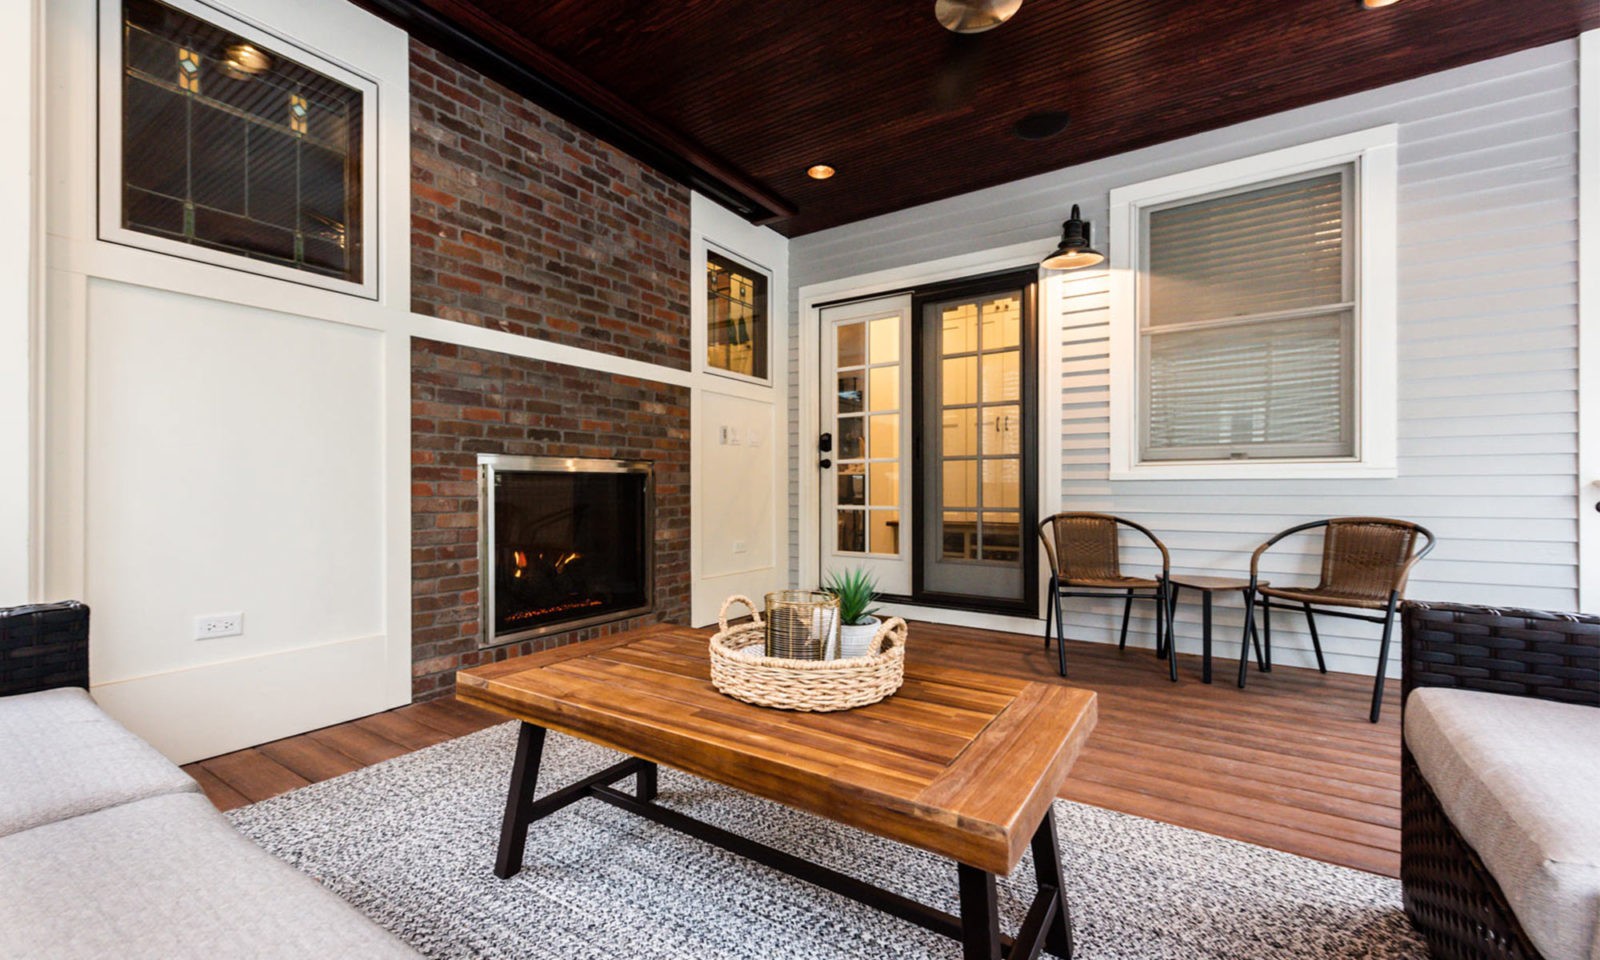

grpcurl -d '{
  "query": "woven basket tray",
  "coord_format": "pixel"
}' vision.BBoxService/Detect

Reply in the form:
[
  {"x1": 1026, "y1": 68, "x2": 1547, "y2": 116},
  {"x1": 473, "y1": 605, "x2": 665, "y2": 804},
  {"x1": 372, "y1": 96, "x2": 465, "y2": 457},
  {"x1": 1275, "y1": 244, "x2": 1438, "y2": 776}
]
[{"x1": 708, "y1": 595, "x2": 907, "y2": 712}]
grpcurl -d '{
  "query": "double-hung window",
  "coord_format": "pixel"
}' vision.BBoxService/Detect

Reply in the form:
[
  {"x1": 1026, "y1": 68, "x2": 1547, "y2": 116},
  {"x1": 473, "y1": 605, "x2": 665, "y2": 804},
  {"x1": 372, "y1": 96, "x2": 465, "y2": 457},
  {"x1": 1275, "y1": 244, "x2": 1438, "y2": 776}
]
[{"x1": 1107, "y1": 127, "x2": 1398, "y2": 479}]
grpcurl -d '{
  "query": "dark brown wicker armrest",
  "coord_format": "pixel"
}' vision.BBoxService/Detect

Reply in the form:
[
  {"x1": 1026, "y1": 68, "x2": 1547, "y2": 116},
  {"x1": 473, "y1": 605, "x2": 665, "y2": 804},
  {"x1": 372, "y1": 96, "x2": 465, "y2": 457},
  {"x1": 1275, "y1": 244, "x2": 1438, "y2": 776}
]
[
  {"x1": 1400, "y1": 600, "x2": 1600, "y2": 709},
  {"x1": 0, "y1": 601, "x2": 90, "y2": 697}
]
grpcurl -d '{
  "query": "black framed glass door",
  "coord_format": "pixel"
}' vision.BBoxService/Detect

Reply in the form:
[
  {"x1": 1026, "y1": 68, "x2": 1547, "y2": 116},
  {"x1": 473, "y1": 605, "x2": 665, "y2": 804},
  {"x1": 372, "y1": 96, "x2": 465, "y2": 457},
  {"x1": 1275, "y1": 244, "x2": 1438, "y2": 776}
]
[{"x1": 913, "y1": 270, "x2": 1038, "y2": 610}]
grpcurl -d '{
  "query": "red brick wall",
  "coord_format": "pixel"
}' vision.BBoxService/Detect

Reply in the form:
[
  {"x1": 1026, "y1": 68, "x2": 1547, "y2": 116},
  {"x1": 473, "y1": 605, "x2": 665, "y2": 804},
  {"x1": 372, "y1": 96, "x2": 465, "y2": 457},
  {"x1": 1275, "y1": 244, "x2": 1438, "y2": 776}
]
[
  {"x1": 409, "y1": 40, "x2": 692, "y2": 369},
  {"x1": 407, "y1": 40, "x2": 695, "y2": 700},
  {"x1": 411, "y1": 338, "x2": 691, "y2": 700}
]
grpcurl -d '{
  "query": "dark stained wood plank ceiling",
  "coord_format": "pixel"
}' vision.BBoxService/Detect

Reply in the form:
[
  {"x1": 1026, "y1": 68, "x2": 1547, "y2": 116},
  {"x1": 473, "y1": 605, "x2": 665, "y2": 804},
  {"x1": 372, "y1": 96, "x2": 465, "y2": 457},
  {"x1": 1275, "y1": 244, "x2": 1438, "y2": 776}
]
[{"x1": 379, "y1": 0, "x2": 1596, "y2": 236}]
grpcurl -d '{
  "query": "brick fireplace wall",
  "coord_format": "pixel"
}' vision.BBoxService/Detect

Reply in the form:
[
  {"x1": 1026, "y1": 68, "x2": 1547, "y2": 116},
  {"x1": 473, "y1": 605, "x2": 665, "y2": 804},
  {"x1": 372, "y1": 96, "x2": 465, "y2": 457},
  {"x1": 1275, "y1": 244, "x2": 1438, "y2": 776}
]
[
  {"x1": 409, "y1": 40, "x2": 692, "y2": 369},
  {"x1": 411, "y1": 339, "x2": 691, "y2": 699},
  {"x1": 407, "y1": 41, "x2": 694, "y2": 700}
]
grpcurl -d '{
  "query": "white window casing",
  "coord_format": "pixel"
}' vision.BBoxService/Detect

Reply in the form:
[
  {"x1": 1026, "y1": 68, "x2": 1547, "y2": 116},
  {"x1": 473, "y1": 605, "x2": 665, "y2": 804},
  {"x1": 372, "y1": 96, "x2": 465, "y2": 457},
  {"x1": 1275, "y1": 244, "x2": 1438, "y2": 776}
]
[{"x1": 1107, "y1": 126, "x2": 1399, "y2": 480}]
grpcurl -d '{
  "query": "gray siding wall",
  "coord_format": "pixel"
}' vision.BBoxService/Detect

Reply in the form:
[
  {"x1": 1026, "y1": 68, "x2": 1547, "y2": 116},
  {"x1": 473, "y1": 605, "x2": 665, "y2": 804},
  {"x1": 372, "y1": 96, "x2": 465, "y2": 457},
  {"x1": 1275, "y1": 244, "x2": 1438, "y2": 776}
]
[{"x1": 787, "y1": 41, "x2": 1580, "y2": 677}]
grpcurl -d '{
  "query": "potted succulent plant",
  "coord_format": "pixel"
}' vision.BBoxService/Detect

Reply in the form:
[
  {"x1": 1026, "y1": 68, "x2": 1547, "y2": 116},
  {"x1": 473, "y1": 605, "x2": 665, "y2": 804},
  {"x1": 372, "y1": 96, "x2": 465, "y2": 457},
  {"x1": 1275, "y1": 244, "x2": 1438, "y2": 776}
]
[{"x1": 823, "y1": 568, "x2": 882, "y2": 659}]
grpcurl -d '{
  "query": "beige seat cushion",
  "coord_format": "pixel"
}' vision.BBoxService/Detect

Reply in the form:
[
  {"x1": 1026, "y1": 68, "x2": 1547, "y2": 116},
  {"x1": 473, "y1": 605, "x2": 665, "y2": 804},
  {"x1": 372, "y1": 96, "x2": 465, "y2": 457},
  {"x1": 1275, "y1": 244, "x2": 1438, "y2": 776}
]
[
  {"x1": 0, "y1": 792, "x2": 419, "y2": 959},
  {"x1": 1405, "y1": 688, "x2": 1600, "y2": 960},
  {"x1": 0, "y1": 687, "x2": 198, "y2": 837}
]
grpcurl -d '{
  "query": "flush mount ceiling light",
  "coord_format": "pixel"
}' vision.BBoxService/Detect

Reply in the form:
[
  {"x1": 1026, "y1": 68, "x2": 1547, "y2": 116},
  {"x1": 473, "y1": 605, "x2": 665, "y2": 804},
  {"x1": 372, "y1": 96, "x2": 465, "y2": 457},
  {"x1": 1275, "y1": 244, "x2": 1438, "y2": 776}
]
[
  {"x1": 221, "y1": 42, "x2": 271, "y2": 79},
  {"x1": 935, "y1": 0, "x2": 1023, "y2": 34},
  {"x1": 1041, "y1": 204, "x2": 1104, "y2": 270},
  {"x1": 806, "y1": 164, "x2": 836, "y2": 180}
]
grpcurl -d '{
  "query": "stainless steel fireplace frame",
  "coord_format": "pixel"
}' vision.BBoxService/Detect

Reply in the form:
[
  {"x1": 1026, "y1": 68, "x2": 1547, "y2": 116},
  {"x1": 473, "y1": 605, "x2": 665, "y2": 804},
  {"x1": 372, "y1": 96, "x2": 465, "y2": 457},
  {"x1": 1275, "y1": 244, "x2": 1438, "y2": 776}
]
[{"x1": 478, "y1": 454, "x2": 655, "y2": 646}]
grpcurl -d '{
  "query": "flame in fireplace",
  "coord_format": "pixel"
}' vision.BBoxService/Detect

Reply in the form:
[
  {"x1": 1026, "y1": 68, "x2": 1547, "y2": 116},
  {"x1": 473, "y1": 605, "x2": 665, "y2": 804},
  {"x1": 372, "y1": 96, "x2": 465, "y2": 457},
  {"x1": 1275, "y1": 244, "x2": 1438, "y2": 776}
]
[
  {"x1": 505, "y1": 597, "x2": 606, "y2": 623},
  {"x1": 509, "y1": 548, "x2": 581, "y2": 580}
]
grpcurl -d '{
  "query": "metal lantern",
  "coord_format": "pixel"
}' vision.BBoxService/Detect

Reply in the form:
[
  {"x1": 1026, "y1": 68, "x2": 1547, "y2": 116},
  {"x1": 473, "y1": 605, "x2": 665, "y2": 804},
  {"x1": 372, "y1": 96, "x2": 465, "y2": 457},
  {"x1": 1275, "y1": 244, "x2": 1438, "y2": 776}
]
[{"x1": 764, "y1": 591, "x2": 840, "y2": 661}]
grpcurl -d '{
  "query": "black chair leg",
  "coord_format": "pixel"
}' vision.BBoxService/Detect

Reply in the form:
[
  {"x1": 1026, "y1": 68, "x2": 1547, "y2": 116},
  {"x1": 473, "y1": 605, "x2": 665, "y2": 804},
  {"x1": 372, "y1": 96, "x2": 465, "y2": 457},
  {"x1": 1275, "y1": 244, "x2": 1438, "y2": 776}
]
[
  {"x1": 1043, "y1": 583, "x2": 1054, "y2": 650},
  {"x1": 1260, "y1": 599, "x2": 1273, "y2": 671},
  {"x1": 1158, "y1": 585, "x2": 1171, "y2": 659},
  {"x1": 1053, "y1": 588, "x2": 1068, "y2": 678},
  {"x1": 1162, "y1": 581, "x2": 1177, "y2": 683},
  {"x1": 1369, "y1": 595, "x2": 1398, "y2": 723},
  {"x1": 1118, "y1": 592, "x2": 1133, "y2": 650},
  {"x1": 1158, "y1": 585, "x2": 1179, "y2": 657},
  {"x1": 1303, "y1": 604, "x2": 1327, "y2": 673},
  {"x1": 1241, "y1": 588, "x2": 1254, "y2": 684}
]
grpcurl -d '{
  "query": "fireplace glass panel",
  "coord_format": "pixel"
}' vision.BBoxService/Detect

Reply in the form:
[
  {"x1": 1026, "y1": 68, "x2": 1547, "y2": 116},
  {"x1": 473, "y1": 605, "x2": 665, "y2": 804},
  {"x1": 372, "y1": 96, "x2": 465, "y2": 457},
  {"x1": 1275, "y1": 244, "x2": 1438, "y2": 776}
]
[{"x1": 488, "y1": 465, "x2": 651, "y2": 642}]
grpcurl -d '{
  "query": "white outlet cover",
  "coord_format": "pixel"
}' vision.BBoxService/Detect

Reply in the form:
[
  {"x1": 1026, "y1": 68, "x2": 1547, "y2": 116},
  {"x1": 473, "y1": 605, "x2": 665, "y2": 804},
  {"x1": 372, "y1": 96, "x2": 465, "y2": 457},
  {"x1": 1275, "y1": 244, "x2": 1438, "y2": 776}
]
[{"x1": 194, "y1": 613, "x2": 244, "y2": 640}]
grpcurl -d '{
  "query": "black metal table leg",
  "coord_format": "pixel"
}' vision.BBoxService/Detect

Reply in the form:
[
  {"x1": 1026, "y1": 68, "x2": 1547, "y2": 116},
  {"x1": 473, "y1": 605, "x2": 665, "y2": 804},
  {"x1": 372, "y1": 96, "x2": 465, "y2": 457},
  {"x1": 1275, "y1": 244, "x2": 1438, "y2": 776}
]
[
  {"x1": 958, "y1": 864, "x2": 1002, "y2": 960},
  {"x1": 1200, "y1": 592, "x2": 1213, "y2": 684},
  {"x1": 492, "y1": 735, "x2": 1071, "y2": 958},
  {"x1": 1031, "y1": 807, "x2": 1072, "y2": 958},
  {"x1": 495, "y1": 722, "x2": 548, "y2": 879}
]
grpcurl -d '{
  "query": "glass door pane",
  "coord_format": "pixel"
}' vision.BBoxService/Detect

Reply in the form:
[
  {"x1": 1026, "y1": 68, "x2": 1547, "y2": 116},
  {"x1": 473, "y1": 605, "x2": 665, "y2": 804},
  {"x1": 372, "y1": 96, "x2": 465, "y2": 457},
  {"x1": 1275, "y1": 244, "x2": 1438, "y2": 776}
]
[
  {"x1": 820, "y1": 297, "x2": 913, "y2": 595},
  {"x1": 920, "y1": 287, "x2": 1032, "y2": 602}
]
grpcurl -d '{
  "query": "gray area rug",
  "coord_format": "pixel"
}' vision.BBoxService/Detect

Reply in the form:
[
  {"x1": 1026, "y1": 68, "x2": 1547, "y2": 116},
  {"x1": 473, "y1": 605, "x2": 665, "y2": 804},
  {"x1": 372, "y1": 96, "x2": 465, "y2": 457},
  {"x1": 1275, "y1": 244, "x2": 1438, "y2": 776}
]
[{"x1": 228, "y1": 722, "x2": 1425, "y2": 959}]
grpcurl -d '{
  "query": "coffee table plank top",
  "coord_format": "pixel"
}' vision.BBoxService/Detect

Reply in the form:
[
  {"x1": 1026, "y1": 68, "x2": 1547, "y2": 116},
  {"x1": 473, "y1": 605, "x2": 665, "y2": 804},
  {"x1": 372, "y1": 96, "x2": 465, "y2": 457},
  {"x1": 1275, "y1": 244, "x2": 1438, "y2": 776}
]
[{"x1": 457, "y1": 624, "x2": 1097, "y2": 874}]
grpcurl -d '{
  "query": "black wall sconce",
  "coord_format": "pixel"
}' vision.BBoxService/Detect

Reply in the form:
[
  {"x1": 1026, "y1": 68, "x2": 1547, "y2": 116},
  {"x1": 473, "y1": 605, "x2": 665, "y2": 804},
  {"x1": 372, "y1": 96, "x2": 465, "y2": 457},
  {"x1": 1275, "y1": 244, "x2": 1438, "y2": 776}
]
[{"x1": 1041, "y1": 204, "x2": 1104, "y2": 270}]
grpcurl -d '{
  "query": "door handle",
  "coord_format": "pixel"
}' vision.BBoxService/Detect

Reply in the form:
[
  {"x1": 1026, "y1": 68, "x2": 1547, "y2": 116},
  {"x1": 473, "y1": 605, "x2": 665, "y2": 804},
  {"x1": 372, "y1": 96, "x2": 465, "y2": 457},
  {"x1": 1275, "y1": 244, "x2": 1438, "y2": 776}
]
[{"x1": 820, "y1": 458, "x2": 833, "y2": 469}]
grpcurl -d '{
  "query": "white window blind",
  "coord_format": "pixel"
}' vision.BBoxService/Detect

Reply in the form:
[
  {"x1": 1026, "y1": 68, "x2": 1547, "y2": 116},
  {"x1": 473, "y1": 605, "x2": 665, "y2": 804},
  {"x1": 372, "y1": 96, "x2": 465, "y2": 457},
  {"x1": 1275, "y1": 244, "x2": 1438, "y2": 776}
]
[{"x1": 1138, "y1": 166, "x2": 1355, "y2": 462}]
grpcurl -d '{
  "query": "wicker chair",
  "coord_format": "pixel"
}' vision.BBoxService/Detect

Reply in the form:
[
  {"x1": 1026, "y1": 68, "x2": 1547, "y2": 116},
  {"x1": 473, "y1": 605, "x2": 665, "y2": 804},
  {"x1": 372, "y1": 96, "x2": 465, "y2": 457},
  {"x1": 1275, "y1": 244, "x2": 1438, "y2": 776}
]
[
  {"x1": 1400, "y1": 601, "x2": 1600, "y2": 960},
  {"x1": 1038, "y1": 512, "x2": 1176, "y2": 681},
  {"x1": 1239, "y1": 517, "x2": 1435, "y2": 722}
]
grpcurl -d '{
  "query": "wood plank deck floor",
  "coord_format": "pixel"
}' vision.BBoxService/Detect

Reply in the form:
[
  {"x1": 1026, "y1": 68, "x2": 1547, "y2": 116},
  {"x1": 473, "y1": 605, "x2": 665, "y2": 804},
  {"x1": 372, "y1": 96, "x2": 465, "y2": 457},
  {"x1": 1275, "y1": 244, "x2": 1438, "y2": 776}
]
[{"x1": 183, "y1": 622, "x2": 1402, "y2": 877}]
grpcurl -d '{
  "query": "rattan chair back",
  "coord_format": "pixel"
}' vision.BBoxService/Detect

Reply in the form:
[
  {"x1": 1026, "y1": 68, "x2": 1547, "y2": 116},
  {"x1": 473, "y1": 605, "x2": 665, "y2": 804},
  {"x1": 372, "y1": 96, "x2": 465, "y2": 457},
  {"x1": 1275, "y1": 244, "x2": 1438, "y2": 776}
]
[
  {"x1": 1045, "y1": 513, "x2": 1122, "y2": 581},
  {"x1": 1318, "y1": 517, "x2": 1424, "y2": 604}
]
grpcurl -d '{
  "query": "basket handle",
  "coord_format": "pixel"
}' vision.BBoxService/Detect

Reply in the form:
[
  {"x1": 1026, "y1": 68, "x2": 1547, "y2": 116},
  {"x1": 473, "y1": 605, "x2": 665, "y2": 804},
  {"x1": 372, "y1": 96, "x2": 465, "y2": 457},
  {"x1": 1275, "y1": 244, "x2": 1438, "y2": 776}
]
[
  {"x1": 718, "y1": 595, "x2": 762, "y2": 634},
  {"x1": 868, "y1": 616, "x2": 908, "y2": 656}
]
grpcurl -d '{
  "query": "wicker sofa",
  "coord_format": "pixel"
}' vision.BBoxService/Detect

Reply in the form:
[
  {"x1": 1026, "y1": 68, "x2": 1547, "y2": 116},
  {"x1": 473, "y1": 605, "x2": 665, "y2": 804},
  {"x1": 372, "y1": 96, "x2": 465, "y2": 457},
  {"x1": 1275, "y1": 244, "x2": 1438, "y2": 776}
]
[
  {"x1": 0, "y1": 601, "x2": 418, "y2": 959},
  {"x1": 1400, "y1": 601, "x2": 1600, "y2": 960}
]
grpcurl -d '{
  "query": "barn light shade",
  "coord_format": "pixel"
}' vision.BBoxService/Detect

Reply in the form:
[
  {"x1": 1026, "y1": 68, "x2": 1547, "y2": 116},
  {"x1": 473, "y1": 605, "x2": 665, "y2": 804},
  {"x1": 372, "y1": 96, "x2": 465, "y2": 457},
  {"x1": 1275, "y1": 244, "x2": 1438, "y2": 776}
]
[{"x1": 1041, "y1": 205, "x2": 1103, "y2": 270}]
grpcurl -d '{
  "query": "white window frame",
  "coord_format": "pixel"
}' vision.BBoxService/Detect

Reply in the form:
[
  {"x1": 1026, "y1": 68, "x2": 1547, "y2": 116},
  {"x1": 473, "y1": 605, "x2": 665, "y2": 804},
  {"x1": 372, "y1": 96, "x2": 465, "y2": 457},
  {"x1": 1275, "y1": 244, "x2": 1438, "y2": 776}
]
[
  {"x1": 96, "y1": 0, "x2": 381, "y2": 300},
  {"x1": 1107, "y1": 126, "x2": 1399, "y2": 480},
  {"x1": 699, "y1": 241, "x2": 774, "y2": 387}
]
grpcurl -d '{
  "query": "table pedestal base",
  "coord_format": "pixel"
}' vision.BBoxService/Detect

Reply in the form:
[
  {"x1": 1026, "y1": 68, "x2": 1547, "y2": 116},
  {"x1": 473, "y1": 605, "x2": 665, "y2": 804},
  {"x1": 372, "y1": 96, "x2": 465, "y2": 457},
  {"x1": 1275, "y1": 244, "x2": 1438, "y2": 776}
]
[{"x1": 494, "y1": 722, "x2": 1073, "y2": 960}]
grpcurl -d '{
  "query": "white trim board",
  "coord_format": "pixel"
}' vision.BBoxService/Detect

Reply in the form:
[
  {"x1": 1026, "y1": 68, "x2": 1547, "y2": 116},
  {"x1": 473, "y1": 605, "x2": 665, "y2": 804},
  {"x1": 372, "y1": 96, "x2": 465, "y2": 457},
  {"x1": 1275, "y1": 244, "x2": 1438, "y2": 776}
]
[
  {"x1": 0, "y1": 0, "x2": 41, "y2": 605},
  {"x1": 1579, "y1": 29, "x2": 1599, "y2": 611},
  {"x1": 688, "y1": 192, "x2": 790, "y2": 627}
]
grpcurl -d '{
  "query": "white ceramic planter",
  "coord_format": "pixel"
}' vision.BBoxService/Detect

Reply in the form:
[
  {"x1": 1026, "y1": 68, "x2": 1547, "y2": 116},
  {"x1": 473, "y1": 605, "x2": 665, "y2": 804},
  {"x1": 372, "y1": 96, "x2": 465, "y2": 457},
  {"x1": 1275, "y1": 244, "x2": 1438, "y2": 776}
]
[{"x1": 837, "y1": 616, "x2": 881, "y2": 659}]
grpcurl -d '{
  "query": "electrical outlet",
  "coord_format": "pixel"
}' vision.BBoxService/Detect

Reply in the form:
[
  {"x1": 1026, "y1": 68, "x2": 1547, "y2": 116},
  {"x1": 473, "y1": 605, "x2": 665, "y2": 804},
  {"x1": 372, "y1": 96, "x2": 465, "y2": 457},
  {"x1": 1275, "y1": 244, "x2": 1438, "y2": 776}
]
[
  {"x1": 747, "y1": 429, "x2": 761, "y2": 448},
  {"x1": 732, "y1": 540, "x2": 748, "y2": 554},
  {"x1": 727, "y1": 425, "x2": 741, "y2": 445},
  {"x1": 194, "y1": 612, "x2": 244, "y2": 640}
]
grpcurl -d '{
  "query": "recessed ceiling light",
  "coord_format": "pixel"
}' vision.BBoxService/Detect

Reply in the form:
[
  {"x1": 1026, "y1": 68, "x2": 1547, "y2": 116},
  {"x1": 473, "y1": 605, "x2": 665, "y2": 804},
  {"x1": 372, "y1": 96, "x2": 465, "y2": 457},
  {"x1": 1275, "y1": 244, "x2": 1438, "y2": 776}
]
[
  {"x1": 1013, "y1": 111, "x2": 1071, "y2": 141},
  {"x1": 1362, "y1": 0, "x2": 1401, "y2": 7},
  {"x1": 807, "y1": 164, "x2": 836, "y2": 180}
]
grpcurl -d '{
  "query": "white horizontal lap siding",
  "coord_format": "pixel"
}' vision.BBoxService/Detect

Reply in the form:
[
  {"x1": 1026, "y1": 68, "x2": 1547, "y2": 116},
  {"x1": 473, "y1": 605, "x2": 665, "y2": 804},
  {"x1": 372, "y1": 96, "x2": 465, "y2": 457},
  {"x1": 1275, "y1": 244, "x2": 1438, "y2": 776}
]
[{"x1": 788, "y1": 42, "x2": 1581, "y2": 675}]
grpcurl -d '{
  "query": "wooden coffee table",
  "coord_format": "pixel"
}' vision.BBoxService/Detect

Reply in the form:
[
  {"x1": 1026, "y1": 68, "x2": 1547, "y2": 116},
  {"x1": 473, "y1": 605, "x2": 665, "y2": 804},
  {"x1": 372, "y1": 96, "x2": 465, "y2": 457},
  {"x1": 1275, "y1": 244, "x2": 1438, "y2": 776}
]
[{"x1": 457, "y1": 624, "x2": 1097, "y2": 960}]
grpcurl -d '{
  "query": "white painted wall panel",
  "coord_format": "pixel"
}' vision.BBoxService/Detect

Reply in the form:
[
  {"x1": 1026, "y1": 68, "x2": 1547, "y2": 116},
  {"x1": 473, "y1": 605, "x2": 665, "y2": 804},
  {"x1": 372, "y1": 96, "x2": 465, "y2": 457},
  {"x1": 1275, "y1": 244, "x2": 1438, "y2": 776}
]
[
  {"x1": 84, "y1": 279, "x2": 386, "y2": 682},
  {"x1": 788, "y1": 41, "x2": 1581, "y2": 678}
]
